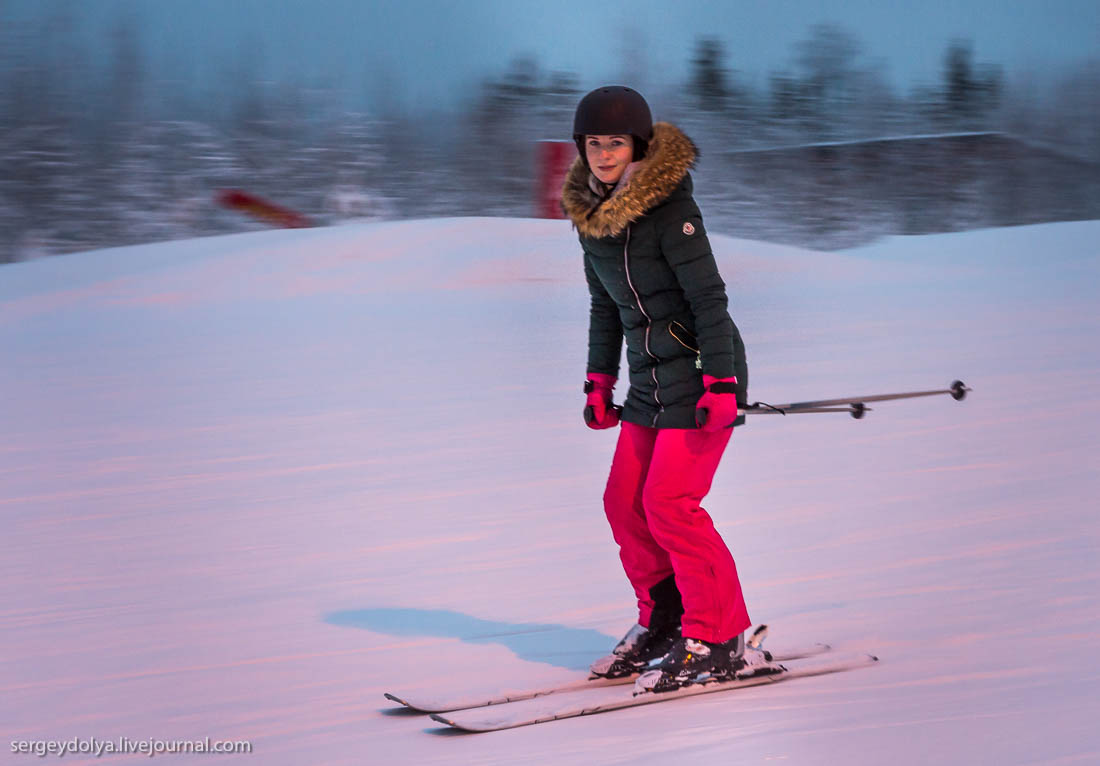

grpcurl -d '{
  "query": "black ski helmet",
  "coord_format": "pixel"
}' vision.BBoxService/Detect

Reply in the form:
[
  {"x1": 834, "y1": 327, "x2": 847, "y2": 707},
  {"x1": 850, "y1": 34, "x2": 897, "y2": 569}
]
[{"x1": 573, "y1": 86, "x2": 653, "y2": 167}]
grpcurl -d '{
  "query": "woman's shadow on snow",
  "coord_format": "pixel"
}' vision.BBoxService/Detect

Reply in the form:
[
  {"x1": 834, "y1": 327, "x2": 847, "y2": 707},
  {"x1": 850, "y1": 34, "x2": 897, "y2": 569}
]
[{"x1": 325, "y1": 607, "x2": 611, "y2": 671}]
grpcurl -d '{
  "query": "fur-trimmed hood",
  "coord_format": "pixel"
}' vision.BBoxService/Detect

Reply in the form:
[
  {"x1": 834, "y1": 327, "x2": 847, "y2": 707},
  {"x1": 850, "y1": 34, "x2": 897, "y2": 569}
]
[{"x1": 560, "y1": 121, "x2": 698, "y2": 239}]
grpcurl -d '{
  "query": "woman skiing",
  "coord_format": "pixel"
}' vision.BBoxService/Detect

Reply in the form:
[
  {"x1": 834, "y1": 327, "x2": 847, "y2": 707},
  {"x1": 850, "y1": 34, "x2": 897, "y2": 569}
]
[{"x1": 561, "y1": 86, "x2": 771, "y2": 693}]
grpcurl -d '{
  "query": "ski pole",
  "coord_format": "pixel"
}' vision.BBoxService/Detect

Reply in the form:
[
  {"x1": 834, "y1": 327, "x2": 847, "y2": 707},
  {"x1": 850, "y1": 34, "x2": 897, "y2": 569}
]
[
  {"x1": 609, "y1": 380, "x2": 970, "y2": 424},
  {"x1": 741, "y1": 380, "x2": 971, "y2": 419}
]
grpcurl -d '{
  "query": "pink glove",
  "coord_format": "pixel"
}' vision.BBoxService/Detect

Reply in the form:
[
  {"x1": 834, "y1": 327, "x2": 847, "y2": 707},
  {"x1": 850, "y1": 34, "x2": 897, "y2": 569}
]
[
  {"x1": 583, "y1": 373, "x2": 621, "y2": 430},
  {"x1": 695, "y1": 375, "x2": 738, "y2": 432}
]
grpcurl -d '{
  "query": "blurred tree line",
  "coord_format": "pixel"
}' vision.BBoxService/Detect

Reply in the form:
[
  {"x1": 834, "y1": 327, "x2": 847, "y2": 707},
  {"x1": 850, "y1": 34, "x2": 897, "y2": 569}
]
[{"x1": 1, "y1": 16, "x2": 1097, "y2": 262}]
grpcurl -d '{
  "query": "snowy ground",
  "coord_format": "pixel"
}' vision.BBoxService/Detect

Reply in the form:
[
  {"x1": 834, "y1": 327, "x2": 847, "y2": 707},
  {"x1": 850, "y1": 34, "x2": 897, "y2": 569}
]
[{"x1": 1, "y1": 217, "x2": 1097, "y2": 765}]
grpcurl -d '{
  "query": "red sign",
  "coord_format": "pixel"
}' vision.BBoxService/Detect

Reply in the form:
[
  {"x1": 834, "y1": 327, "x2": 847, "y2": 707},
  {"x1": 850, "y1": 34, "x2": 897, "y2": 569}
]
[{"x1": 535, "y1": 141, "x2": 577, "y2": 219}]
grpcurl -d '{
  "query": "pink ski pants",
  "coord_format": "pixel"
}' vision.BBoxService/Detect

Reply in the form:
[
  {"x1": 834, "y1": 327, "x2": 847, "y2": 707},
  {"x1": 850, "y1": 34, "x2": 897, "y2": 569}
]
[{"x1": 603, "y1": 421, "x2": 751, "y2": 644}]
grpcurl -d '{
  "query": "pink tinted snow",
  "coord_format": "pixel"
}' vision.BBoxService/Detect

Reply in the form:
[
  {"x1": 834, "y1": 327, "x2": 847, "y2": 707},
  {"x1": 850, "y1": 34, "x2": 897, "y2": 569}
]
[{"x1": 0, "y1": 218, "x2": 1097, "y2": 764}]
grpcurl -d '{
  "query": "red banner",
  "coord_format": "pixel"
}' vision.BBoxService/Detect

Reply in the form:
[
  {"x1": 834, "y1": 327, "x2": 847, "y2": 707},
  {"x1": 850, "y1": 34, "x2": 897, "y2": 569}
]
[{"x1": 216, "y1": 190, "x2": 311, "y2": 229}]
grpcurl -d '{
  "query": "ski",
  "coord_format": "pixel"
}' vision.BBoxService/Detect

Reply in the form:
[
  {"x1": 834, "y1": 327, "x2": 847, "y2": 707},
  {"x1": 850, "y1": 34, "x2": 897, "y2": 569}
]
[
  {"x1": 428, "y1": 652, "x2": 879, "y2": 732},
  {"x1": 383, "y1": 642, "x2": 830, "y2": 713}
]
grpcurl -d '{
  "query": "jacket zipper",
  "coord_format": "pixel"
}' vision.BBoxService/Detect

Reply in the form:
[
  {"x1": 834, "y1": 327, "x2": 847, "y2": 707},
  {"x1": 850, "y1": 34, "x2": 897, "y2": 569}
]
[
  {"x1": 670, "y1": 321, "x2": 703, "y2": 370},
  {"x1": 622, "y1": 224, "x2": 663, "y2": 426}
]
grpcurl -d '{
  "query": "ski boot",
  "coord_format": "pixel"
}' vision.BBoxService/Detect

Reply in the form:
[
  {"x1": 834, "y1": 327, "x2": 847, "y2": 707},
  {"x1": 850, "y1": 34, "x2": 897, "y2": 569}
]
[
  {"x1": 633, "y1": 631, "x2": 785, "y2": 694},
  {"x1": 590, "y1": 576, "x2": 683, "y2": 679},
  {"x1": 589, "y1": 620, "x2": 682, "y2": 678},
  {"x1": 633, "y1": 633, "x2": 742, "y2": 694}
]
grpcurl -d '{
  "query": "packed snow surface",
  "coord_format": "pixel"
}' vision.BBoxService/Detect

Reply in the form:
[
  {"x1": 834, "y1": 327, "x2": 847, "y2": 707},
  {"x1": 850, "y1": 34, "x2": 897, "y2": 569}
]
[{"x1": 2, "y1": 217, "x2": 1097, "y2": 764}]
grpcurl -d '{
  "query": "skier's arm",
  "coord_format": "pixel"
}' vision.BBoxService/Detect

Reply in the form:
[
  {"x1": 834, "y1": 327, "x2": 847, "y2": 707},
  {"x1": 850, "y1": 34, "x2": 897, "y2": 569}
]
[
  {"x1": 583, "y1": 249, "x2": 623, "y2": 378},
  {"x1": 658, "y1": 199, "x2": 736, "y2": 379}
]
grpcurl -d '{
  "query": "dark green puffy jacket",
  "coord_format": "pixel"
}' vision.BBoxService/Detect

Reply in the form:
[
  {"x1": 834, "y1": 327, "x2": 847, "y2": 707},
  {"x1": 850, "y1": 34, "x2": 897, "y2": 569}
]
[{"x1": 561, "y1": 122, "x2": 747, "y2": 429}]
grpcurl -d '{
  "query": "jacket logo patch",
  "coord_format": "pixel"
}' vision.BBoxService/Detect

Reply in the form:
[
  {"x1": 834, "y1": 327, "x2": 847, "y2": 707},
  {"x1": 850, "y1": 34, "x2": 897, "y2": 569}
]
[{"x1": 682, "y1": 222, "x2": 695, "y2": 235}]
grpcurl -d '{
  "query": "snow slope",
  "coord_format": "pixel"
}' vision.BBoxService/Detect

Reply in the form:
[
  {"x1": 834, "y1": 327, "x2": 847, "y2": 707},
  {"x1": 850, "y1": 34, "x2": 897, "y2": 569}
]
[{"x1": 1, "y1": 218, "x2": 1097, "y2": 765}]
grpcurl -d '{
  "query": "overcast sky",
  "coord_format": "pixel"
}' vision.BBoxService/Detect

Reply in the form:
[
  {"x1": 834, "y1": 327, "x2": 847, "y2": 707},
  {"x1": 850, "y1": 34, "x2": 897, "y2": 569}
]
[{"x1": 3, "y1": 0, "x2": 1097, "y2": 112}]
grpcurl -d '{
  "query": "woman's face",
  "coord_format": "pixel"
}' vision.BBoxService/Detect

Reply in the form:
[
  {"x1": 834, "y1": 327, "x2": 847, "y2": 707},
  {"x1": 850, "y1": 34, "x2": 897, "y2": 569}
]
[{"x1": 585, "y1": 134, "x2": 634, "y2": 185}]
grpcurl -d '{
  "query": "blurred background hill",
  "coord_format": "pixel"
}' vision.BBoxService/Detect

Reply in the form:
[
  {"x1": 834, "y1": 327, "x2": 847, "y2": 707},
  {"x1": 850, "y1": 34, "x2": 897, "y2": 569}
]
[{"x1": 1, "y1": 1, "x2": 1097, "y2": 261}]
